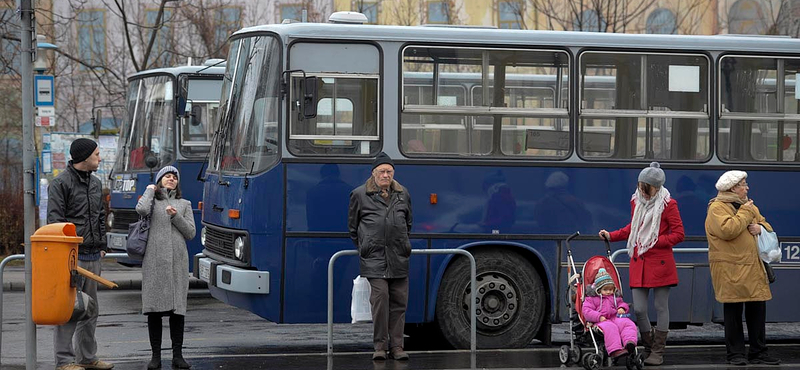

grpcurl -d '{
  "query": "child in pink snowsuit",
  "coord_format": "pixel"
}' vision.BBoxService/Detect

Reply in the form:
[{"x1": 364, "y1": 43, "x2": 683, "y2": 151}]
[{"x1": 582, "y1": 268, "x2": 638, "y2": 359}]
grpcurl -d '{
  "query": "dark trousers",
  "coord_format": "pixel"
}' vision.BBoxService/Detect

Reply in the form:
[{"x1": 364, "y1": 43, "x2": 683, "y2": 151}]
[
  {"x1": 368, "y1": 277, "x2": 409, "y2": 351},
  {"x1": 723, "y1": 301, "x2": 768, "y2": 360}
]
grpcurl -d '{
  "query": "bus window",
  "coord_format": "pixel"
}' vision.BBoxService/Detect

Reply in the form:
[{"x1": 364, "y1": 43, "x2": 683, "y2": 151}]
[
  {"x1": 180, "y1": 101, "x2": 220, "y2": 156},
  {"x1": 401, "y1": 46, "x2": 570, "y2": 158},
  {"x1": 288, "y1": 74, "x2": 380, "y2": 156},
  {"x1": 718, "y1": 56, "x2": 800, "y2": 163},
  {"x1": 579, "y1": 52, "x2": 710, "y2": 161},
  {"x1": 180, "y1": 78, "x2": 223, "y2": 157}
]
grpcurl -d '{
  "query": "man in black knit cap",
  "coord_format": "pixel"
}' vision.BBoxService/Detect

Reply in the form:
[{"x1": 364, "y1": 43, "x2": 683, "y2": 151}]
[
  {"x1": 348, "y1": 152, "x2": 413, "y2": 361},
  {"x1": 48, "y1": 138, "x2": 113, "y2": 370}
]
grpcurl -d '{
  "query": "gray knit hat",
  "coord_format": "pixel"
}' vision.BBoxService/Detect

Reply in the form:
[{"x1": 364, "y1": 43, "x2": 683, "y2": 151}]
[
  {"x1": 638, "y1": 162, "x2": 665, "y2": 188},
  {"x1": 155, "y1": 165, "x2": 179, "y2": 185}
]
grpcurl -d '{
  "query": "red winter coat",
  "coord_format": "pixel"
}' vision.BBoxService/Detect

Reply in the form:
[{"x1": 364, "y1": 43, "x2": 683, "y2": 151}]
[{"x1": 609, "y1": 199, "x2": 684, "y2": 288}]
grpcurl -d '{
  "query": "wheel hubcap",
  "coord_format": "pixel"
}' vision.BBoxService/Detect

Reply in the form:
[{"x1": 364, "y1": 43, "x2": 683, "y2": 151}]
[{"x1": 463, "y1": 273, "x2": 518, "y2": 329}]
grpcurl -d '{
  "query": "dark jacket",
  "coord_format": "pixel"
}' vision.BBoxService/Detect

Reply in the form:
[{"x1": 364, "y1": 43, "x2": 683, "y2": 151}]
[
  {"x1": 348, "y1": 177, "x2": 413, "y2": 279},
  {"x1": 47, "y1": 163, "x2": 107, "y2": 255}
]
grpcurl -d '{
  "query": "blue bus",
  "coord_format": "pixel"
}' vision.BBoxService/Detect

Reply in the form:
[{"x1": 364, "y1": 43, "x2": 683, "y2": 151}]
[
  {"x1": 195, "y1": 15, "x2": 800, "y2": 349},
  {"x1": 107, "y1": 62, "x2": 225, "y2": 269}
]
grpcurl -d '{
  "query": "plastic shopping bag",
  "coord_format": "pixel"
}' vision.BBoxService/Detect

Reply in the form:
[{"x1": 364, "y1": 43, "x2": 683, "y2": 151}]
[
  {"x1": 757, "y1": 225, "x2": 781, "y2": 263},
  {"x1": 351, "y1": 275, "x2": 372, "y2": 323}
]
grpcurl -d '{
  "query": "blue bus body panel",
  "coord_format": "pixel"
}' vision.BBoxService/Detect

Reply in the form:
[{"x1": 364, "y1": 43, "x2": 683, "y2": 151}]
[
  {"x1": 202, "y1": 168, "x2": 283, "y2": 322},
  {"x1": 208, "y1": 161, "x2": 800, "y2": 324},
  {"x1": 283, "y1": 237, "x2": 427, "y2": 323}
]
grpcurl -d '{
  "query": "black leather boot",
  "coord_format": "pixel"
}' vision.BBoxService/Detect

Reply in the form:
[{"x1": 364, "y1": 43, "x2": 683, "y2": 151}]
[
  {"x1": 147, "y1": 314, "x2": 162, "y2": 369},
  {"x1": 170, "y1": 314, "x2": 191, "y2": 369}
]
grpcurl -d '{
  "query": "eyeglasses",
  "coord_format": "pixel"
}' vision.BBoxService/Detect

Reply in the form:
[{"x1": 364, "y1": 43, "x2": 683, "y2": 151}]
[
  {"x1": 374, "y1": 169, "x2": 394, "y2": 176},
  {"x1": 735, "y1": 182, "x2": 749, "y2": 188}
]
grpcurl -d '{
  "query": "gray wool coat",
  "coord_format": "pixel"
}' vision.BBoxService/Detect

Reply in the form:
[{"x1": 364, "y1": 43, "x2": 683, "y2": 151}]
[{"x1": 136, "y1": 187, "x2": 196, "y2": 315}]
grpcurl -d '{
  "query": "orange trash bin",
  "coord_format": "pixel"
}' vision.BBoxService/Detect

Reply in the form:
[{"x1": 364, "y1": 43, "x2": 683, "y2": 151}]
[{"x1": 30, "y1": 222, "x2": 83, "y2": 325}]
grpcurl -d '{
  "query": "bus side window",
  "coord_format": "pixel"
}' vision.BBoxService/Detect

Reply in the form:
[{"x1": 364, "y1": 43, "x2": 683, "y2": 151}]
[
  {"x1": 718, "y1": 56, "x2": 800, "y2": 163},
  {"x1": 288, "y1": 75, "x2": 380, "y2": 156},
  {"x1": 579, "y1": 52, "x2": 710, "y2": 162}
]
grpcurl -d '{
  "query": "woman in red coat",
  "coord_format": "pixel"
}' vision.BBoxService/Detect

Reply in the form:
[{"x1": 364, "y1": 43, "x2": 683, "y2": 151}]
[{"x1": 599, "y1": 162, "x2": 684, "y2": 366}]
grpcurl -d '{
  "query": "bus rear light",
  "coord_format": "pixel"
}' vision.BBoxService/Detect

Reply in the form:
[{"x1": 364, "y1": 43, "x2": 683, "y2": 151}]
[
  {"x1": 198, "y1": 201, "x2": 203, "y2": 210},
  {"x1": 228, "y1": 209, "x2": 240, "y2": 219},
  {"x1": 430, "y1": 193, "x2": 437, "y2": 204}
]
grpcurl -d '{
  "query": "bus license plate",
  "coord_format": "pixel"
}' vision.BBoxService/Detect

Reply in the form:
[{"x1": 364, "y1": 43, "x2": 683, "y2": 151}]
[
  {"x1": 199, "y1": 263, "x2": 210, "y2": 282},
  {"x1": 109, "y1": 234, "x2": 126, "y2": 249}
]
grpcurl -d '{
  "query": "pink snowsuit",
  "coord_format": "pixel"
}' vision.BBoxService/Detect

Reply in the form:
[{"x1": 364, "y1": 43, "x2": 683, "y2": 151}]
[{"x1": 582, "y1": 294, "x2": 638, "y2": 354}]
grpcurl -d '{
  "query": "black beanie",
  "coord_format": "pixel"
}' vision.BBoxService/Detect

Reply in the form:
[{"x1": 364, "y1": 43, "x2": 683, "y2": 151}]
[
  {"x1": 372, "y1": 152, "x2": 394, "y2": 170},
  {"x1": 70, "y1": 138, "x2": 98, "y2": 164}
]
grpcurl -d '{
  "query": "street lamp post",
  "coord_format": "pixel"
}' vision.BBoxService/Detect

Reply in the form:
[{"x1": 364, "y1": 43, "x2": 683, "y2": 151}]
[{"x1": 18, "y1": 0, "x2": 38, "y2": 368}]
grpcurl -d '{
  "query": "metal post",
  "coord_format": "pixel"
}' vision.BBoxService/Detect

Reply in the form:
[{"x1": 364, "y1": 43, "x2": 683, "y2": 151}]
[
  {"x1": 19, "y1": 0, "x2": 37, "y2": 368},
  {"x1": 327, "y1": 248, "x2": 477, "y2": 356},
  {"x1": 0, "y1": 254, "x2": 25, "y2": 365}
]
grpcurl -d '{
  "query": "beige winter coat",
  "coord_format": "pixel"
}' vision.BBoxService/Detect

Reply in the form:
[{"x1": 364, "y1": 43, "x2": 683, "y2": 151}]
[{"x1": 705, "y1": 194, "x2": 772, "y2": 303}]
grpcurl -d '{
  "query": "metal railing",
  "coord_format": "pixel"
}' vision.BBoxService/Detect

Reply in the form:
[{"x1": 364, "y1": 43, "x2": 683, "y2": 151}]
[
  {"x1": 0, "y1": 252, "x2": 130, "y2": 366},
  {"x1": 610, "y1": 248, "x2": 709, "y2": 263},
  {"x1": 327, "y1": 248, "x2": 477, "y2": 356}
]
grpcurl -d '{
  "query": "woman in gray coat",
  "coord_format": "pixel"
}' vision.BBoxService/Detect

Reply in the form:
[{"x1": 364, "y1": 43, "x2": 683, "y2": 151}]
[{"x1": 136, "y1": 166, "x2": 196, "y2": 369}]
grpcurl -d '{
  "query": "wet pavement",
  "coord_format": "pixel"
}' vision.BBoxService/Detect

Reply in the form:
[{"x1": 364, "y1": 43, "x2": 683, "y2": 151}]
[{"x1": 2, "y1": 344, "x2": 798, "y2": 369}]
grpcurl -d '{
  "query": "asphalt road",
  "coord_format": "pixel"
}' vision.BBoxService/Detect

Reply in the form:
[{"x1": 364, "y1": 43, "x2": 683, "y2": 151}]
[{"x1": 1, "y1": 290, "x2": 799, "y2": 369}]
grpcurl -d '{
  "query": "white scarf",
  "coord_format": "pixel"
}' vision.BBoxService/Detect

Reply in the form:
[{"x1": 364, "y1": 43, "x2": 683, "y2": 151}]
[{"x1": 627, "y1": 187, "x2": 671, "y2": 257}]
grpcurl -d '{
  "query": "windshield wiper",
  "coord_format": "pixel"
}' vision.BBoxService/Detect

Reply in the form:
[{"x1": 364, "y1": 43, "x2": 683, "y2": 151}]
[
  {"x1": 195, "y1": 58, "x2": 226, "y2": 74},
  {"x1": 243, "y1": 161, "x2": 255, "y2": 189}
]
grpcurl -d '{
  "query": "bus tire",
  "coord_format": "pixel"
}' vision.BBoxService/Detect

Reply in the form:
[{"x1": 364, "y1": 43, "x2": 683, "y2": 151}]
[{"x1": 435, "y1": 249, "x2": 545, "y2": 349}]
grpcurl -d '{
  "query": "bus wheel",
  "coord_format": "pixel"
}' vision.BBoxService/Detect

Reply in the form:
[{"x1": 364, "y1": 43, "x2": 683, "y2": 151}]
[{"x1": 435, "y1": 249, "x2": 545, "y2": 349}]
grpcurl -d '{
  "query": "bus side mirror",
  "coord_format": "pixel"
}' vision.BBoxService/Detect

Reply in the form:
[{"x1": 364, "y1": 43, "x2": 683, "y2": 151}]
[
  {"x1": 190, "y1": 105, "x2": 203, "y2": 126},
  {"x1": 302, "y1": 76, "x2": 317, "y2": 119}
]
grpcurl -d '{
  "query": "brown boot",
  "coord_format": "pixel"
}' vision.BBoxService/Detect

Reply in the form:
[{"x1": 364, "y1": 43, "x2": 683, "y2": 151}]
[
  {"x1": 644, "y1": 329, "x2": 668, "y2": 365},
  {"x1": 639, "y1": 329, "x2": 654, "y2": 359},
  {"x1": 390, "y1": 347, "x2": 409, "y2": 361}
]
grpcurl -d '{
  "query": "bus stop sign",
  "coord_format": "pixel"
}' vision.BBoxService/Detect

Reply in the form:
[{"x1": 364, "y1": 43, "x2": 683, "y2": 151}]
[{"x1": 34, "y1": 75, "x2": 55, "y2": 107}]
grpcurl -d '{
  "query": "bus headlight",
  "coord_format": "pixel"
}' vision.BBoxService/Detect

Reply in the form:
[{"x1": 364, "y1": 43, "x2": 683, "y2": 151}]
[
  {"x1": 234, "y1": 237, "x2": 245, "y2": 260},
  {"x1": 200, "y1": 227, "x2": 207, "y2": 246},
  {"x1": 106, "y1": 212, "x2": 114, "y2": 229}
]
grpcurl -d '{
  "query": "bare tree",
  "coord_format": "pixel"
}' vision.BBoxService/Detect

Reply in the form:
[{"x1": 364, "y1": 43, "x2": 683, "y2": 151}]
[{"x1": 389, "y1": 0, "x2": 421, "y2": 26}]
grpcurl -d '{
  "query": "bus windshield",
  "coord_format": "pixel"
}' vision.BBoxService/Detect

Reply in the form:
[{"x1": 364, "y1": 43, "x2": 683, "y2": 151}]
[
  {"x1": 211, "y1": 35, "x2": 281, "y2": 174},
  {"x1": 113, "y1": 74, "x2": 175, "y2": 173}
]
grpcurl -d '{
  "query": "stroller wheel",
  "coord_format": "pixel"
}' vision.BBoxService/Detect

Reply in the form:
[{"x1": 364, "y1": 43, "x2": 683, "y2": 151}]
[
  {"x1": 569, "y1": 345, "x2": 582, "y2": 364},
  {"x1": 559, "y1": 345, "x2": 570, "y2": 364},
  {"x1": 633, "y1": 352, "x2": 645, "y2": 370},
  {"x1": 582, "y1": 352, "x2": 602, "y2": 370}
]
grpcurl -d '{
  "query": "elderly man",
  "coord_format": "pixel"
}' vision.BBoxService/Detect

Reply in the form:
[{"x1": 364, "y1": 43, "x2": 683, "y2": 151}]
[
  {"x1": 348, "y1": 152, "x2": 413, "y2": 361},
  {"x1": 705, "y1": 170, "x2": 780, "y2": 366}
]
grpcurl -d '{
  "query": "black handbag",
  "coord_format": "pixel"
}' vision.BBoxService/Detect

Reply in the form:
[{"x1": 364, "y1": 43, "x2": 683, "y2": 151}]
[
  {"x1": 763, "y1": 261, "x2": 776, "y2": 284},
  {"x1": 126, "y1": 197, "x2": 154, "y2": 260}
]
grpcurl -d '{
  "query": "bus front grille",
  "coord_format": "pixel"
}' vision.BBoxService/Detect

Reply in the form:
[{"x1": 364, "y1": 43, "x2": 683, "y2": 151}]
[
  {"x1": 111, "y1": 209, "x2": 139, "y2": 232},
  {"x1": 204, "y1": 227, "x2": 236, "y2": 259}
]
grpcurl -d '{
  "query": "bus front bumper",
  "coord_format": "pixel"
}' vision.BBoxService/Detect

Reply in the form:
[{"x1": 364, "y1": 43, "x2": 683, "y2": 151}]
[{"x1": 193, "y1": 255, "x2": 269, "y2": 294}]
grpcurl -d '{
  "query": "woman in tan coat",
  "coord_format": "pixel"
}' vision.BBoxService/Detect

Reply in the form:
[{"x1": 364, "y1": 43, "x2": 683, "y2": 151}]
[{"x1": 705, "y1": 170, "x2": 779, "y2": 366}]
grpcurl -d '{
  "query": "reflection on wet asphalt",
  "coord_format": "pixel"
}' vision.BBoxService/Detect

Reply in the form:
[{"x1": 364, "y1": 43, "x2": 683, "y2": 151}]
[{"x1": 17, "y1": 344, "x2": 794, "y2": 370}]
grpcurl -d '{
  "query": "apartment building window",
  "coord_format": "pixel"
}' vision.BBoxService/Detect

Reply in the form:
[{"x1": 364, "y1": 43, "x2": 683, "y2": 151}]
[
  {"x1": 573, "y1": 9, "x2": 606, "y2": 32},
  {"x1": 646, "y1": 8, "x2": 677, "y2": 34},
  {"x1": 281, "y1": 5, "x2": 303, "y2": 22},
  {"x1": 498, "y1": 1, "x2": 523, "y2": 29},
  {"x1": 215, "y1": 7, "x2": 242, "y2": 46},
  {"x1": 0, "y1": 8, "x2": 19, "y2": 74},
  {"x1": 352, "y1": 1, "x2": 379, "y2": 24},
  {"x1": 427, "y1": 1, "x2": 451, "y2": 24},
  {"x1": 145, "y1": 9, "x2": 173, "y2": 67},
  {"x1": 729, "y1": 0, "x2": 767, "y2": 34},
  {"x1": 77, "y1": 10, "x2": 106, "y2": 70}
]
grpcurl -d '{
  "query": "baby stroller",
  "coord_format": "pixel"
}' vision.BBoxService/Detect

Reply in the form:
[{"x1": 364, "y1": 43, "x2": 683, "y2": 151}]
[{"x1": 559, "y1": 232, "x2": 644, "y2": 370}]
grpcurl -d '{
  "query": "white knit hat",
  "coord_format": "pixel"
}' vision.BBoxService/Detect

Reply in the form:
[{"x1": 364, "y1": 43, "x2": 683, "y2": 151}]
[{"x1": 715, "y1": 170, "x2": 747, "y2": 191}]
